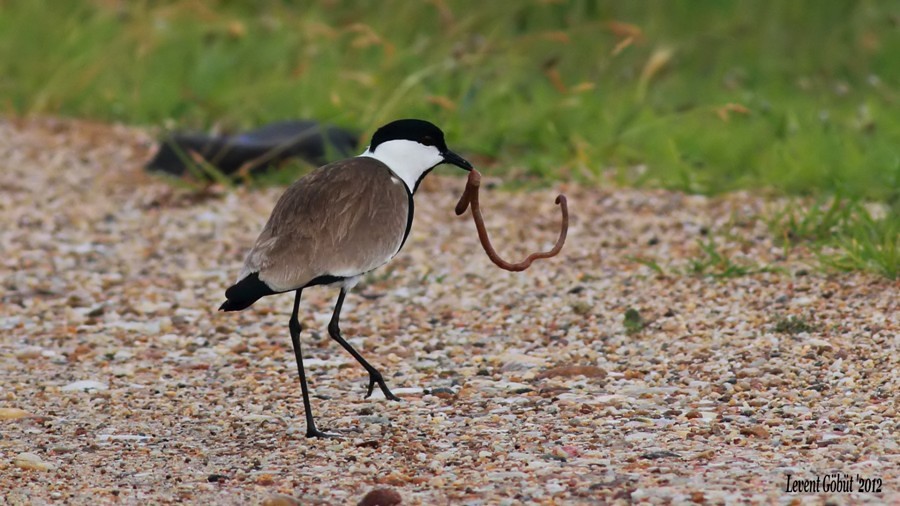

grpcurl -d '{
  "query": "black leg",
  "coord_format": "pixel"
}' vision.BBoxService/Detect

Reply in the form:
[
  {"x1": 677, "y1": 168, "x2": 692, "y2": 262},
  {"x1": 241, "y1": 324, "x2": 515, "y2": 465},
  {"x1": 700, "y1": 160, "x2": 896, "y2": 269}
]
[
  {"x1": 289, "y1": 289, "x2": 339, "y2": 438},
  {"x1": 328, "y1": 288, "x2": 400, "y2": 401}
]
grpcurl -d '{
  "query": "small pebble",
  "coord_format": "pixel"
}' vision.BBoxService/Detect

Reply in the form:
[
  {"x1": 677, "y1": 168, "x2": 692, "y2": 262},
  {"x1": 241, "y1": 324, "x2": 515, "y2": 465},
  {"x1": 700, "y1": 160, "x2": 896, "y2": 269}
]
[
  {"x1": 0, "y1": 408, "x2": 32, "y2": 420},
  {"x1": 261, "y1": 495, "x2": 302, "y2": 506},
  {"x1": 60, "y1": 380, "x2": 108, "y2": 392},
  {"x1": 14, "y1": 452, "x2": 56, "y2": 471},
  {"x1": 537, "y1": 365, "x2": 607, "y2": 379},
  {"x1": 358, "y1": 488, "x2": 402, "y2": 506},
  {"x1": 255, "y1": 473, "x2": 276, "y2": 485}
]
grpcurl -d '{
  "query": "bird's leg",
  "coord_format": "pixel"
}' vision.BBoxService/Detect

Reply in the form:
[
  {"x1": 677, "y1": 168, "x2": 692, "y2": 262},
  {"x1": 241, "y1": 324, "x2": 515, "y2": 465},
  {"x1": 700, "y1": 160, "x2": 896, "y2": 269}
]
[
  {"x1": 328, "y1": 288, "x2": 400, "y2": 401},
  {"x1": 289, "y1": 289, "x2": 339, "y2": 438}
]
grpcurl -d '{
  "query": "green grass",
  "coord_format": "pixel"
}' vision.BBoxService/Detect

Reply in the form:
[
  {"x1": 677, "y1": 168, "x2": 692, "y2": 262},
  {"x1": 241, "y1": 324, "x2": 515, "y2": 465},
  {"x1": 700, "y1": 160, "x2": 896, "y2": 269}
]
[
  {"x1": 628, "y1": 255, "x2": 666, "y2": 277},
  {"x1": 768, "y1": 198, "x2": 899, "y2": 278},
  {"x1": 818, "y1": 204, "x2": 899, "y2": 278},
  {"x1": 687, "y1": 238, "x2": 780, "y2": 278},
  {"x1": 623, "y1": 308, "x2": 644, "y2": 335},
  {"x1": 773, "y1": 315, "x2": 819, "y2": 335},
  {"x1": 0, "y1": 0, "x2": 897, "y2": 277}
]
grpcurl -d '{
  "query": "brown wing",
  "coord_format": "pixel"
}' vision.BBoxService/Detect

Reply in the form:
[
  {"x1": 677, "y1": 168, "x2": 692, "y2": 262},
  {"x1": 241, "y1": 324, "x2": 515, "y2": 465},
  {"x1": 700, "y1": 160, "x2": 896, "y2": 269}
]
[{"x1": 239, "y1": 158, "x2": 410, "y2": 292}]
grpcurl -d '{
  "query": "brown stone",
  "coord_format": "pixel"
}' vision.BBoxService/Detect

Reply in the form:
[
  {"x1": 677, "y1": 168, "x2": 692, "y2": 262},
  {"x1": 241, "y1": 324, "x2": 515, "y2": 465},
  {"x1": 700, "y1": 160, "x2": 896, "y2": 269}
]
[
  {"x1": 261, "y1": 495, "x2": 302, "y2": 506},
  {"x1": 358, "y1": 487, "x2": 402, "y2": 506},
  {"x1": 740, "y1": 425, "x2": 770, "y2": 438},
  {"x1": 537, "y1": 365, "x2": 607, "y2": 379}
]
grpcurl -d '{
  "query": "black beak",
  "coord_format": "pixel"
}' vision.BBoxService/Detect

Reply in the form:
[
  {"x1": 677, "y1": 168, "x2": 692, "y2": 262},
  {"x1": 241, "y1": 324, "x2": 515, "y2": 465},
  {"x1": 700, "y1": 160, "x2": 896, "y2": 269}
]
[{"x1": 442, "y1": 149, "x2": 473, "y2": 171}]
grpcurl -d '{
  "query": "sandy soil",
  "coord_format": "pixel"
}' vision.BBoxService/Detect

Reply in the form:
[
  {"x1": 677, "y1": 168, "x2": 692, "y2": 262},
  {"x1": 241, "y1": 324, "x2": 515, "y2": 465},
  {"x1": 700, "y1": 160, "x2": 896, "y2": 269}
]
[{"x1": 1, "y1": 117, "x2": 897, "y2": 505}]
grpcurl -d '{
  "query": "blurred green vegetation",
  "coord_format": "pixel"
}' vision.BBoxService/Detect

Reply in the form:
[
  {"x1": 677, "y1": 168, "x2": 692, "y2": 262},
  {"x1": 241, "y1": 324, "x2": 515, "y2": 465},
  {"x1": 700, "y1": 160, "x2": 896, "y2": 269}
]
[{"x1": 1, "y1": 0, "x2": 897, "y2": 276}]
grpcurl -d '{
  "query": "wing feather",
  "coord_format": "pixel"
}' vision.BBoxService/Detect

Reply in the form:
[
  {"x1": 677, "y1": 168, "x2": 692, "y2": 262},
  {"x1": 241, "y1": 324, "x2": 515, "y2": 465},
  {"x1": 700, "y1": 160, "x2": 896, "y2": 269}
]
[{"x1": 238, "y1": 158, "x2": 410, "y2": 291}]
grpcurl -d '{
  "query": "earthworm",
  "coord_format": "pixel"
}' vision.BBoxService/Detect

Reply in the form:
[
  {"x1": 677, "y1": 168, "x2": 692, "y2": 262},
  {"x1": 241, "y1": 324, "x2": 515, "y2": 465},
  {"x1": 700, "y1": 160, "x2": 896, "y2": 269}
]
[{"x1": 455, "y1": 169, "x2": 568, "y2": 271}]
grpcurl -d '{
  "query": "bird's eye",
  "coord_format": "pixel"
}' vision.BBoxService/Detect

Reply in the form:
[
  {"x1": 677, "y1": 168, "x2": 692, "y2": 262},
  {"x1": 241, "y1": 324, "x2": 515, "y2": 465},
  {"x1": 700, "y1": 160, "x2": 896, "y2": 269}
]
[{"x1": 421, "y1": 136, "x2": 435, "y2": 146}]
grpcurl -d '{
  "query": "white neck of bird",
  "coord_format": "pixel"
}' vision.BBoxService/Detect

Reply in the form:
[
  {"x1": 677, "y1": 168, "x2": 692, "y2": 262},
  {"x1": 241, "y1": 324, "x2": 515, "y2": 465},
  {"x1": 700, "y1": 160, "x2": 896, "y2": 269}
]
[{"x1": 359, "y1": 139, "x2": 443, "y2": 193}]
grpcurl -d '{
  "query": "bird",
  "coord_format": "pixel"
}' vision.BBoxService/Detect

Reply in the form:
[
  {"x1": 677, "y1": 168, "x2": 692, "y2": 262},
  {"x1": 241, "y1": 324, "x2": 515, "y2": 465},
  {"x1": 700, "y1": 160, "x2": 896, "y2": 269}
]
[{"x1": 219, "y1": 119, "x2": 473, "y2": 438}]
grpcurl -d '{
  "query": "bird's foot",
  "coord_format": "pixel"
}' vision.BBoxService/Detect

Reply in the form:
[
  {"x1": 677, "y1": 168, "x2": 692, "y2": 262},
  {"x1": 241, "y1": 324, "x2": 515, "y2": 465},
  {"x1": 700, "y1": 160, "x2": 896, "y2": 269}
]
[
  {"x1": 365, "y1": 373, "x2": 400, "y2": 401},
  {"x1": 306, "y1": 427, "x2": 341, "y2": 439}
]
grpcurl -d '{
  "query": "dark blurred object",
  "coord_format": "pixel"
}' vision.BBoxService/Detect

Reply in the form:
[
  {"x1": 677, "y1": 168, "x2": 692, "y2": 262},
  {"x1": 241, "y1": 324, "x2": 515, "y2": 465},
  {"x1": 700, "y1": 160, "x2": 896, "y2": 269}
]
[{"x1": 145, "y1": 120, "x2": 360, "y2": 179}]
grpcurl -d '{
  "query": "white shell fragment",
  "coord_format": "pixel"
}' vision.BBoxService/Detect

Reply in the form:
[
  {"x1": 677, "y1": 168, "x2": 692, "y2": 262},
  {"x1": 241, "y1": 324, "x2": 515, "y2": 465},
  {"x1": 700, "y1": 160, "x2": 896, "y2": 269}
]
[{"x1": 60, "y1": 380, "x2": 109, "y2": 392}]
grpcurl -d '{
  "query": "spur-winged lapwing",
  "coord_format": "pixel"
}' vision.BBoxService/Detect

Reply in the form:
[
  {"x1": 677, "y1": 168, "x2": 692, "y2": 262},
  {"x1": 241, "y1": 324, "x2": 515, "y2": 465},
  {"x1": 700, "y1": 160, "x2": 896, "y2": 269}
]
[{"x1": 220, "y1": 119, "x2": 472, "y2": 438}]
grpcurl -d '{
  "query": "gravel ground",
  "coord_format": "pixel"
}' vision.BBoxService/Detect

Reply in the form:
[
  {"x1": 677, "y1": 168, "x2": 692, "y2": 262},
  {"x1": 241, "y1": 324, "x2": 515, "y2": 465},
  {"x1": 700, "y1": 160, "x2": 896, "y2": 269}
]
[{"x1": 1, "y1": 117, "x2": 897, "y2": 505}]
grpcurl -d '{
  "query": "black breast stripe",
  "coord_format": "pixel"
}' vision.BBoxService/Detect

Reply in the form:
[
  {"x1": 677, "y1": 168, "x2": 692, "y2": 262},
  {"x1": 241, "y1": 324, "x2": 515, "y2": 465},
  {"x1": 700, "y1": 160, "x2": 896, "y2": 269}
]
[{"x1": 397, "y1": 184, "x2": 414, "y2": 253}]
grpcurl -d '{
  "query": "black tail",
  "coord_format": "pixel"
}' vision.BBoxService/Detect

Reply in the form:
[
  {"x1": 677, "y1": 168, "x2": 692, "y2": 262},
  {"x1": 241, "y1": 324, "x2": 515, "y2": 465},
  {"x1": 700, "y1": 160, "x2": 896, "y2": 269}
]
[{"x1": 219, "y1": 272, "x2": 276, "y2": 312}]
